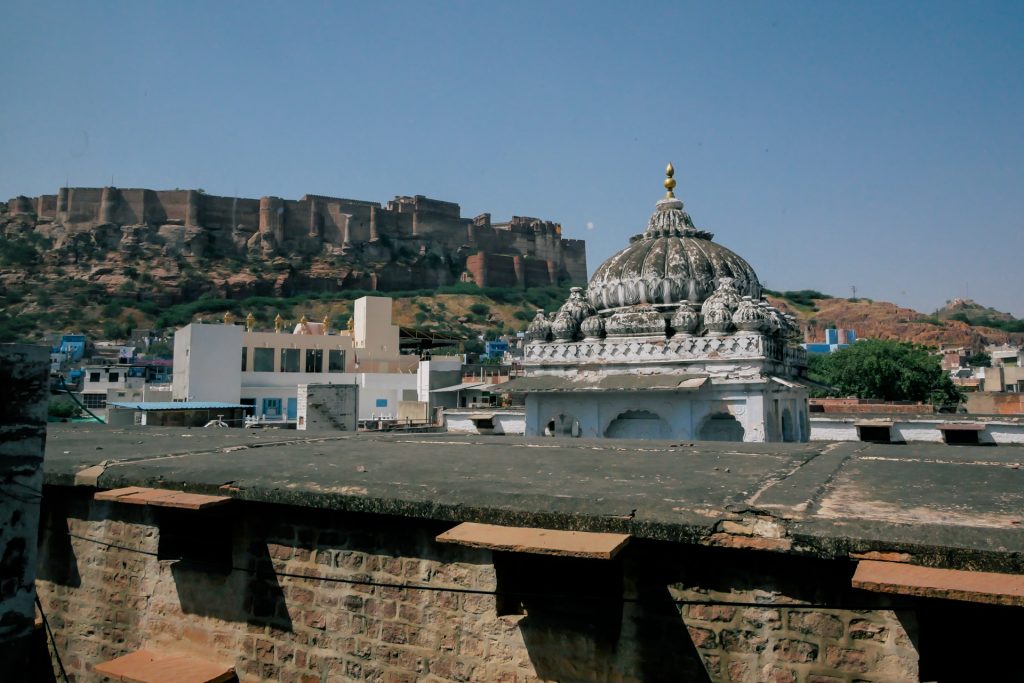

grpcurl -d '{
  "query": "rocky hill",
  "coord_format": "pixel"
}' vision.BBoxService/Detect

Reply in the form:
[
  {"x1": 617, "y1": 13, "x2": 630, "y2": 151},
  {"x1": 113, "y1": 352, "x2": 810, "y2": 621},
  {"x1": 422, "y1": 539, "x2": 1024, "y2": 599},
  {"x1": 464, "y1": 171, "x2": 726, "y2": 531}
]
[
  {"x1": 765, "y1": 291, "x2": 1023, "y2": 352},
  {"x1": 2, "y1": 197, "x2": 1020, "y2": 351}
]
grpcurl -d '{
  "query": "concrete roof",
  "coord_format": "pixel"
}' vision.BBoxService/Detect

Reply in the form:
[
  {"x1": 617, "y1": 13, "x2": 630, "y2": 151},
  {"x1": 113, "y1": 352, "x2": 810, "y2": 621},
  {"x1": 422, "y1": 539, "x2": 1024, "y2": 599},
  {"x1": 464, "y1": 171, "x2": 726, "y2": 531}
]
[
  {"x1": 107, "y1": 402, "x2": 246, "y2": 411},
  {"x1": 41, "y1": 424, "x2": 1024, "y2": 573},
  {"x1": 495, "y1": 374, "x2": 708, "y2": 392}
]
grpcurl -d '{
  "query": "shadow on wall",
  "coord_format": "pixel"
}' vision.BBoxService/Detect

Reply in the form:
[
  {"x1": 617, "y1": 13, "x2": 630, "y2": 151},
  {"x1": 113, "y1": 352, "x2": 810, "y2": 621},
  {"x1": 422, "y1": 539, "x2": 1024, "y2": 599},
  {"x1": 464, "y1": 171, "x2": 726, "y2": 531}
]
[
  {"x1": 167, "y1": 509, "x2": 294, "y2": 633},
  {"x1": 36, "y1": 491, "x2": 82, "y2": 588},
  {"x1": 500, "y1": 551, "x2": 711, "y2": 682}
]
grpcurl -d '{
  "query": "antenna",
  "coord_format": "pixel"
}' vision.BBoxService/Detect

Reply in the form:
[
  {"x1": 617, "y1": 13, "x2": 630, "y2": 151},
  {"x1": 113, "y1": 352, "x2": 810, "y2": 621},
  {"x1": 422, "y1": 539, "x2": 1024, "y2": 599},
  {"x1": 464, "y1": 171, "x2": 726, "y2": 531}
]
[{"x1": 851, "y1": 285, "x2": 857, "y2": 300}]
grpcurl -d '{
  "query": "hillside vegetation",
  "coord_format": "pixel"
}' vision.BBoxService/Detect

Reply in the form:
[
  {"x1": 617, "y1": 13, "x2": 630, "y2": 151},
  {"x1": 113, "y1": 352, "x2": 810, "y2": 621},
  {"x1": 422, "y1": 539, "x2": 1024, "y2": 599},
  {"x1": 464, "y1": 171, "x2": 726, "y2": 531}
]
[{"x1": 2, "y1": 214, "x2": 1021, "y2": 352}]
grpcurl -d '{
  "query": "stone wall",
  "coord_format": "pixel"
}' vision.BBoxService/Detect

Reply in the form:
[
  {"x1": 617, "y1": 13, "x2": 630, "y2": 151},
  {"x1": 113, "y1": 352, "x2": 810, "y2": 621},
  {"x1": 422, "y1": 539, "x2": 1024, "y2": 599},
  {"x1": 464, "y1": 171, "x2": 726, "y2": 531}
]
[
  {"x1": 8, "y1": 187, "x2": 587, "y2": 290},
  {"x1": 37, "y1": 487, "x2": 1022, "y2": 682},
  {"x1": 0, "y1": 344, "x2": 49, "y2": 680}
]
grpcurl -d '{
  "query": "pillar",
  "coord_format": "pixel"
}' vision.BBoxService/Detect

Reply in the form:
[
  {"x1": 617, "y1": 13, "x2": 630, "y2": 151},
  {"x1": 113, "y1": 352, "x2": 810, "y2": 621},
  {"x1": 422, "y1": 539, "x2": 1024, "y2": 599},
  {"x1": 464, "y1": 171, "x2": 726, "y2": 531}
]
[{"x1": 0, "y1": 344, "x2": 49, "y2": 680}]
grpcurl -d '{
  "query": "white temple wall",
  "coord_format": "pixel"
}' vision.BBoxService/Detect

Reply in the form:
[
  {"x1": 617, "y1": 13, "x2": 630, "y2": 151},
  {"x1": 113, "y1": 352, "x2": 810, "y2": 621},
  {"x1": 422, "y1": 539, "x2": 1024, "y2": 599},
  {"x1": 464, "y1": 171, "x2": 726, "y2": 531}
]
[{"x1": 522, "y1": 385, "x2": 811, "y2": 442}]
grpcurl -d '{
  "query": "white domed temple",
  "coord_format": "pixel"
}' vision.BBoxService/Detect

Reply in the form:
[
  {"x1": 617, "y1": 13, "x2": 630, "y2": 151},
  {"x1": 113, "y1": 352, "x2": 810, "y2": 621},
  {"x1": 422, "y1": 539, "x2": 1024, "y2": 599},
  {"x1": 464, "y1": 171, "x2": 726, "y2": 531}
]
[{"x1": 503, "y1": 164, "x2": 810, "y2": 441}]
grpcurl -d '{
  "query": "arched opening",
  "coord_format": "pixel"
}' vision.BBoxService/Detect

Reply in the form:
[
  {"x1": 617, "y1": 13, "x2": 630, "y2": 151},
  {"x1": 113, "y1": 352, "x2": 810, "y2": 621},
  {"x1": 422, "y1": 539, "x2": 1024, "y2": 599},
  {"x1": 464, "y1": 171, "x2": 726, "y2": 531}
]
[
  {"x1": 698, "y1": 412, "x2": 745, "y2": 442},
  {"x1": 604, "y1": 410, "x2": 670, "y2": 439},
  {"x1": 781, "y1": 408, "x2": 795, "y2": 442},
  {"x1": 544, "y1": 413, "x2": 580, "y2": 438}
]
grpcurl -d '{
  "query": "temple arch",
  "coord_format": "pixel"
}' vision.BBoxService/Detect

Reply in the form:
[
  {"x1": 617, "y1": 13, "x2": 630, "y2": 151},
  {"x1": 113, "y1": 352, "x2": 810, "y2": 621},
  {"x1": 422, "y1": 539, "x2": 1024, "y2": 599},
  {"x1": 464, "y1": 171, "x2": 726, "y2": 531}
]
[
  {"x1": 604, "y1": 410, "x2": 671, "y2": 439},
  {"x1": 698, "y1": 412, "x2": 745, "y2": 442},
  {"x1": 781, "y1": 408, "x2": 795, "y2": 442},
  {"x1": 544, "y1": 412, "x2": 581, "y2": 437}
]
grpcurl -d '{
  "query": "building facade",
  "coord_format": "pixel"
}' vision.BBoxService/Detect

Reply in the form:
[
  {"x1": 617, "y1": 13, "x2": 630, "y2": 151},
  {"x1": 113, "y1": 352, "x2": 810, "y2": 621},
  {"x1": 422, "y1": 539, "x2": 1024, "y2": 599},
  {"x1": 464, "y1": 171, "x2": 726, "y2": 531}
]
[{"x1": 173, "y1": 297, "x2": 419, "y2": 422}]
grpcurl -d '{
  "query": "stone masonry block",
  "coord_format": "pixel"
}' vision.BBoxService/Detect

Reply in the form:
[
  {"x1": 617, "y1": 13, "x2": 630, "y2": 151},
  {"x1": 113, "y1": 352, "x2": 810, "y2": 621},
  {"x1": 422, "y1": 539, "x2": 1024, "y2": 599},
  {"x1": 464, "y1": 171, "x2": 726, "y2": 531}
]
[{"x1": 788, "y1": 610, "x2": 845, "y2": 639}]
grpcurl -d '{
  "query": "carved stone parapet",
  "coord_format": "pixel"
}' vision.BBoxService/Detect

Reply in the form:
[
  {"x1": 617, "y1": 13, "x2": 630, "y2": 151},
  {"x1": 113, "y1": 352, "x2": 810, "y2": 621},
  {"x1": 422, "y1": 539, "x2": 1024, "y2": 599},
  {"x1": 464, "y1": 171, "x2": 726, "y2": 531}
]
[
  {"x1": 606, "y1": 305, "x2": 666, "y2": 338},
  {"x1": 524, "y1": 333, "x2": 772, "y2": 364}
]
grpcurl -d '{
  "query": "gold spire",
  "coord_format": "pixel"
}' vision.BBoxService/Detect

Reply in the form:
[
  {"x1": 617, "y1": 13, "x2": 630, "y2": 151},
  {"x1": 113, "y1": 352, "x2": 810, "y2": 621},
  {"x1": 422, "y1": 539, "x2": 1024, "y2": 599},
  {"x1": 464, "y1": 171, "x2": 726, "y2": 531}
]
[
  {"x1": 274, "y1": 313, "x2": 284, "y2": 333},
  {"x1": 664, "y1": 162, "x2": 677, "y2": 198},
  {"x1": 322, "y1": 314, "x2": 330, "y2": 334},
  {"x1": 245, "y1": 312, "x2": 255, "y2": 331},
  {"x1": 300, "y1": 314, "x2": 308, "y2": 325},
  {"x1": 223, "y1": 311, "x2": 235, "y2": 325}
]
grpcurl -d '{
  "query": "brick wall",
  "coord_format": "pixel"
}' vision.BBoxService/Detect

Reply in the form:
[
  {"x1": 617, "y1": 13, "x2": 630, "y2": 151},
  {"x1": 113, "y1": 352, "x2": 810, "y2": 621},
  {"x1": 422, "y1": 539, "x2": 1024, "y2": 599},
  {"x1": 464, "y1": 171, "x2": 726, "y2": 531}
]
[{"x1": 38, "y1": 490, "x2": 1020, "y2": 682}]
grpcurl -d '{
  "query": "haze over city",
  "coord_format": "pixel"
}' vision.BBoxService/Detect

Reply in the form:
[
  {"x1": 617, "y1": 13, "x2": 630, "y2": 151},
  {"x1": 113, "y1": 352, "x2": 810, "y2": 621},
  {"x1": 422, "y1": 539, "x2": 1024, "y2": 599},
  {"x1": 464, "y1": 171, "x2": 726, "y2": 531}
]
[{"x1": 2, "y1": 1, "x2": 1021, "y2": 316}]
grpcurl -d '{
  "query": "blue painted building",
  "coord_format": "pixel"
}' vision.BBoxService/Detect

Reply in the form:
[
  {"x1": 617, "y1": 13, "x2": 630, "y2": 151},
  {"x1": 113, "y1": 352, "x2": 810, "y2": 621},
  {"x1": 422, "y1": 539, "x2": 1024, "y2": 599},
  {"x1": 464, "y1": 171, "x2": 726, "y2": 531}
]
[
  {"x1": 484, "y1": 340, "x2": 509, "y2": 360},
  {"x1": 803, "y1": 328, "x2": 857, "y2": 354}
]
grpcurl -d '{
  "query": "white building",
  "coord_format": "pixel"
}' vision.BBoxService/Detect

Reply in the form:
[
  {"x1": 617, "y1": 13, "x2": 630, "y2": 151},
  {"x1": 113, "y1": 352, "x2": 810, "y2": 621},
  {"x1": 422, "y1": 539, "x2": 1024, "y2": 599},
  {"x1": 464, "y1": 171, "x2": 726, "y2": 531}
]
[
  {"x1": 501, "y1": 164, "x2": 810, "y2": 442},
  {"x1": 173, "y1": 296, "x2": 420, "y2": 422}
]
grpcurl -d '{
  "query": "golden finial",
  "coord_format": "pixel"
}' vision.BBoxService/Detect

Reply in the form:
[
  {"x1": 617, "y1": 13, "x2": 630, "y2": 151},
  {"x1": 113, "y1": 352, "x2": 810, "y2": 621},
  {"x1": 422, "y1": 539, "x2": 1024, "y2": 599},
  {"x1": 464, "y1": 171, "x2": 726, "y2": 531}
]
[
  {"x1": 245, "y1": 312, "x2": 255, "y2": 331},
  {"x1": 274, "y1": 313, "x2": 284, "y2": 333},
  {"x1": 223, "y1": 311, "x2": 235, "y2": 325},
  {"x1": 322, "y1": 314, "x2": 330, "y2": 333},
  {"x1": 300, "y1": 314, "x2": 308, "y2": 325},
  {"x1": 347, "y1": 316, "x2": 354, "y2": 332},
  {"x1": 664, "y1": 162, "x2": 677, "y2": 198}
]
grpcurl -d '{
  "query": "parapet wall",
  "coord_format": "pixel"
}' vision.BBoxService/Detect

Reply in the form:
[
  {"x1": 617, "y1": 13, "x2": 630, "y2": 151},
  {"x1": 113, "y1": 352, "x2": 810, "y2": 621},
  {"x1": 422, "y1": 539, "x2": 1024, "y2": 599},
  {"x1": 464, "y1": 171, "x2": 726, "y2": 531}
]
[{"x1": 37, "y1": 489, "x2": 935, "y2": 682}]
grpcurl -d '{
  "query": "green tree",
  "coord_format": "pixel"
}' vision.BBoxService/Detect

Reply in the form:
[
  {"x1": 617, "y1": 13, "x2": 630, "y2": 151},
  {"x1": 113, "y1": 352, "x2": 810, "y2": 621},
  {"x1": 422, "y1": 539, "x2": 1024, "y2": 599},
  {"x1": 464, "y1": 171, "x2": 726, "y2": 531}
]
[
  {"x1": 967, "y1": 352, "x2": 991, "y2": 368},
  {"x1": 809, "y1": 339, "x2": 963, "y2": 406}
]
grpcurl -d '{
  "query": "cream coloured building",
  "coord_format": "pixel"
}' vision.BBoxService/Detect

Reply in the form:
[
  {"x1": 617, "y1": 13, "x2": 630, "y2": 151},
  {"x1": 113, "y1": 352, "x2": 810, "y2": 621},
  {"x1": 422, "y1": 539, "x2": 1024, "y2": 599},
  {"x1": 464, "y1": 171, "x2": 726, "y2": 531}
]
[{"x1": 173, "y1": 296, "x2": 419, "y2": 422}]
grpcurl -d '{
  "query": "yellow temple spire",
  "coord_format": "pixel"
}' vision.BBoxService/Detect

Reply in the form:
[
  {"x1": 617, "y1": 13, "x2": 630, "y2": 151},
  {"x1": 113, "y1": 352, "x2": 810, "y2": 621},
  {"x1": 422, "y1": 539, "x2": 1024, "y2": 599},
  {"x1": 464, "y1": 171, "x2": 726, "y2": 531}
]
[
  {"x1": 274, "y1": 313, "x2": 284, "y2": 333},
  {"x1": 664, "y1": 162, "x2": 676, "y2": 199},
  {"x1": 322, "y1": 314, "x2": 330, "y2": 334},
  {"x1": 245, "y1": 312, "x2": 255, "y2": 331},
  {"x1": 223, "y1": 311, "x2": 235, "y2": 325}
]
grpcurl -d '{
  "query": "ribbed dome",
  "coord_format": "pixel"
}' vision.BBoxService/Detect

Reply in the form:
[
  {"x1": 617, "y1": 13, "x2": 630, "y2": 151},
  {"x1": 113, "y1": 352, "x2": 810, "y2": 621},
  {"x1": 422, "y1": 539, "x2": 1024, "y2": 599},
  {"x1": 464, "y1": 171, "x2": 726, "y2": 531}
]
[{"x1": 587, "y1": 196, "x2": 760, "y2": 312}]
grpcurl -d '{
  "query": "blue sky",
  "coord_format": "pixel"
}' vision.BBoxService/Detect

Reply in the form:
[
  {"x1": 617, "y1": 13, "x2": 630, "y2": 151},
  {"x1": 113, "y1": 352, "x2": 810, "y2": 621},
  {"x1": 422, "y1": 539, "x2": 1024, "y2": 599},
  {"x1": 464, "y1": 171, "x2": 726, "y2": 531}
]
[{"x1": 3, "y1": 1, "x2": 1022, "y2": 316}]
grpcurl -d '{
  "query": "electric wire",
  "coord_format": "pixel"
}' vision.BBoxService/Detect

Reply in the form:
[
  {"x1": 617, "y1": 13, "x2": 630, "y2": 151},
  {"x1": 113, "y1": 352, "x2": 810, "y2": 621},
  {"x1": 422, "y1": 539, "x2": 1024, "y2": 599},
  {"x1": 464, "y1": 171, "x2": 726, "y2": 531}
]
[
  {"x1": 58, "y1": 375, "x2": 105, "y2": 423},
  {"x1": 36, "y1": 593, "x2": 70, "y2": 683}
]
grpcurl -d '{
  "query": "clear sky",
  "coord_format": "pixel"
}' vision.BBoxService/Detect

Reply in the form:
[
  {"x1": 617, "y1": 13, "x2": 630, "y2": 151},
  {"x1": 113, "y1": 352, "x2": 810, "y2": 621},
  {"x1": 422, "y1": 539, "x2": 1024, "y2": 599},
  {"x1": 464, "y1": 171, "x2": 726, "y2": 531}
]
[{"x1": 2, "y1": 1, "x2": 1022, "y2": 316}]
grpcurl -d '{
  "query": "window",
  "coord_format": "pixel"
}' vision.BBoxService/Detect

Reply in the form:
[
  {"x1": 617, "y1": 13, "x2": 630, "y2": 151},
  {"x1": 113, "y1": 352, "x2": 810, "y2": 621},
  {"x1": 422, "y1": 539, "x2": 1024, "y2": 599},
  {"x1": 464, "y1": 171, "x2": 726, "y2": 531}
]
[
  {"x1": 83, "y1": 394, "x2": 106, "y2": 409},
  {"x1": 262, "y1": 398, "x2": 282, "y2": 418},
  {"x1": 328, "y1": 349, "x2": 346, "y2": 372},
  {"x1": 375, "y1": 398, "x2": 388, "y2": 408},
  {"x1": 89, "y1": 372, "x2": 101, "y2": 383},
  {"x1": 305, "y1": 349, "x2": 323, "y2": 373},
  {"x1": 253, "y1": 348, "x2": 274, "y2": 372},
  {"x1": 240, "y1": 398, "x2": 256, "y2": 416},
  {"x1": 108, "y1": 372, "x2": 119, "y2": 382},
  {"x1": 280, "y1": 348, "x2": 300, "y2": 373},
  {"x1": 241, "y1": 347, "x2": 247, "y2": 372}
]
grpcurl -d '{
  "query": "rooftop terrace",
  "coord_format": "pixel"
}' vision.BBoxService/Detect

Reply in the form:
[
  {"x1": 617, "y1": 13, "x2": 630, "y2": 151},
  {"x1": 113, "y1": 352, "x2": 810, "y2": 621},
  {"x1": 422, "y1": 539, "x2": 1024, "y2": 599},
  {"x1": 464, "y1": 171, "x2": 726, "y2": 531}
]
[{"x1": 44, "y1": 425, "x2": 1024, "y2": 574}]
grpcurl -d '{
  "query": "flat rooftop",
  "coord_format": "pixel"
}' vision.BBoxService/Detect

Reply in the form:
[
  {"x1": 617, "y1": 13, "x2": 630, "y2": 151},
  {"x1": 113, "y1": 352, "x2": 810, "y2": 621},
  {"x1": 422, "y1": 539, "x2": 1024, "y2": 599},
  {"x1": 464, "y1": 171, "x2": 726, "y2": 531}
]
[{"x1": 43, "y1": 424, "x2": 1024, "y2": 573}]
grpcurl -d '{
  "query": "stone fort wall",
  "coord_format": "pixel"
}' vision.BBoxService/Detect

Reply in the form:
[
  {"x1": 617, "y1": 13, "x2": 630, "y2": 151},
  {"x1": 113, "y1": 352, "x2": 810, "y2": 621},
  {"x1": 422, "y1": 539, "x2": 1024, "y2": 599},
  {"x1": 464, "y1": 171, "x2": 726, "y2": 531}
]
[
  {"x1": 8, "y1": 187, "x2": 588, "y2": 288},
  {"x1": 35, "y1": 487, "x2": 1020, "y2": 682}
]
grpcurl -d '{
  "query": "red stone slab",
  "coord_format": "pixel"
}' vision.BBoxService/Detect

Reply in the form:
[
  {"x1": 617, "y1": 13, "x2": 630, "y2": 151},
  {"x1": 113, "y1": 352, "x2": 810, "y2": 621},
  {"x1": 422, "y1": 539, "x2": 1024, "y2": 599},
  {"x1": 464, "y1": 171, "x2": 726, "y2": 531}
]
[
  {"x1": 437, "y1": 522, "x2": 630, "y2": 560},
  {"x1": 852, "y1": 560, "x2": 1024, "y2": 606},
  {"x1": 95, "y1": 487, "x2": 231, "y2": 510},
  {"x1": 94, "y1": 487, "x2": 156, "y2": 505},
  {"x1": 94, "y1": 649, "x2": 234, "y2": 683}
]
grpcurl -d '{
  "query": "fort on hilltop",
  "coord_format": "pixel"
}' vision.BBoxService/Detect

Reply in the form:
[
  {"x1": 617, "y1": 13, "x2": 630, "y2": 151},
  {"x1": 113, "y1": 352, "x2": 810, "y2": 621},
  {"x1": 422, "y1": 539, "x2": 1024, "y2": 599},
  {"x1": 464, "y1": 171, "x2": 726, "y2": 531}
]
[{"x1": 6, "y1": 186, "x2": 587, "y2": 290}]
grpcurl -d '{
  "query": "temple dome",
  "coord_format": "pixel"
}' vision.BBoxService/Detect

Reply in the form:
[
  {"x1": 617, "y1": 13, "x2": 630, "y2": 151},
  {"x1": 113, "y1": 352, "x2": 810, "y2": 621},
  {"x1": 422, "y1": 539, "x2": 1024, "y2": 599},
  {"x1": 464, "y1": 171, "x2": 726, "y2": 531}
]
[{"x1": 586, "y1": 169, "x2": 760, "y2": 312}]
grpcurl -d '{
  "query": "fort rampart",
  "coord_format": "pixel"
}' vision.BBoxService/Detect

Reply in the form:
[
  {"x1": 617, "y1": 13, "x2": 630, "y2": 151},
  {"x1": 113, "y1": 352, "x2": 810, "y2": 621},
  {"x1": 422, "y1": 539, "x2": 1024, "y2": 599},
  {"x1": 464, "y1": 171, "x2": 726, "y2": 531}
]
[{"x1": 6, "y1": 186, "x2": 588, "y2": 289}]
